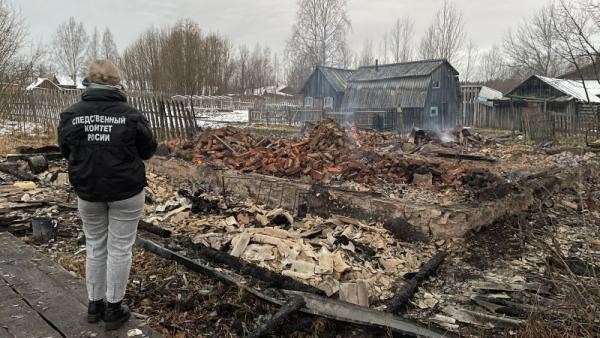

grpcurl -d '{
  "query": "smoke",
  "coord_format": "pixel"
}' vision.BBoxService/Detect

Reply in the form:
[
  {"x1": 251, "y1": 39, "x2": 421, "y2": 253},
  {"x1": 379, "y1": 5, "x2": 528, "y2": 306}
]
[{"x1": 438, "y1": 130, "x2": 455, "y2": 143}]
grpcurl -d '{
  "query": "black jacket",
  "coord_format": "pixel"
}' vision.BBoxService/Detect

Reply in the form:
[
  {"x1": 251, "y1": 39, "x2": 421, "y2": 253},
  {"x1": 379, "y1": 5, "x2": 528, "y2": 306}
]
[{"x1": 58, "y1": 87, "x2": 157, "y2": 202}]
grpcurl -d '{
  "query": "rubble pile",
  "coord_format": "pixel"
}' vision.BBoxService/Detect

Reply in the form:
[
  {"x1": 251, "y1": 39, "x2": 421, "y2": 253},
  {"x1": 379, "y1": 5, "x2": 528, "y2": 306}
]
[
  {"x1": 2, "y1": 136, "x2": 600, "y2": 337},
  {"x1": 167, "y1": 119, "x2": 448, "y2": 187},
  {"x1": 142, "y1": 177, "x2": 438, "y2": 303}
]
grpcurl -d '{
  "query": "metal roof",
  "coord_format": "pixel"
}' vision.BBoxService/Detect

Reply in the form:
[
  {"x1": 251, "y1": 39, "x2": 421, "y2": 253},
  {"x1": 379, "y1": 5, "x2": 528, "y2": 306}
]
[
  {"x1": 534, "y1": 75, "x2": 600, "y2": 103},
  {"x1": 478, "y1": 86, "x2": 503, "y2": 100},
  {"x1": 341, "y1": 76, "x2": 432, "y2": 110},
  {"x1": 317, "y1": 66, "x2": 355, "y2": 92},
  {"x1": 26, "y1": 78, "x2": 61, "y2": 91},
  {"x1": 349, "y1": 59, "x2": 456, "y2": 82}
]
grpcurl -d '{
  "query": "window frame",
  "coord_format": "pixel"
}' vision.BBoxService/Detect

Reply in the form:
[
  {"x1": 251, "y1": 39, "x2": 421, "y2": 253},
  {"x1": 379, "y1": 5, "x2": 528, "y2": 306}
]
[
  {"x1": 430, "y1": 106, "x2": 439, "y2": 117},
  {"x1": 304, "y1": 96, "x2": 314, "y2": 108},
  {"x1": 323, "y1": 96, "x2": 334, "y2": 109},
  {"x1": 432, "y1": 80, "x2": 441, "y2": 89}
]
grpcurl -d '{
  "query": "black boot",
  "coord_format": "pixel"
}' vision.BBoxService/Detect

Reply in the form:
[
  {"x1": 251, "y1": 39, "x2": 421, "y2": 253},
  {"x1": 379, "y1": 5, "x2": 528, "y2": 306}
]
[
  {"x1": 87, "y1": 299, "x2": 106, "y2": 323},
  {"x1": 104, "y1": 301, "x2": 131, "y2": 331}
]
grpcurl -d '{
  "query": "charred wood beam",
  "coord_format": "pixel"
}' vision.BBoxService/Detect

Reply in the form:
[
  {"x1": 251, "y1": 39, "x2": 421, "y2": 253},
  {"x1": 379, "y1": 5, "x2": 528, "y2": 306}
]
[
  {"x1": 186, "y1": 239, "x2": 323, "y2": 295},
  {"x1": 431, "y1": 152, "x2": 497, "y2": 163},
  {"x1": 386, "y1": 251, "x2": 447, "y2": 314},
  {"x1": 15, "y1": 145, "x2": 61, "y2": 154},
  {"x1": 138, "y1": 220, "x2": 172, "y2": 238},
  {"x1": 136, "y1": 236, "x2": 451, "y2": 338},
  {"x1": 6, "y1": 152, "x2": 65, "y2": 162},
  {"x1": 245, "y1": 296, "x2": 305, "y2": 338},
  {"x1": 214, "y1": 135, "x2": 238, "y2": 155},
  {"x1": 0, "y1": 163, "x2": 37, "y2": 181}
]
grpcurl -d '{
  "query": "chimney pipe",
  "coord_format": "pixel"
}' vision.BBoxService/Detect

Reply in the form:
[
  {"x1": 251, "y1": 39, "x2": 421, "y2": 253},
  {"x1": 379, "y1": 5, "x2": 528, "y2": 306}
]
[{"x1": 376, "y1": 59, "x2": 379, "y2": 71}]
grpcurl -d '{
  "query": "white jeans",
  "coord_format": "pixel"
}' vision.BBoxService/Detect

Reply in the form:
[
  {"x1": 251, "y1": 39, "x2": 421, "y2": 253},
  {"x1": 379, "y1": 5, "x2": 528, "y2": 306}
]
[{"x1": 78, "y1": 191, "x2": 144, "y2": 303}]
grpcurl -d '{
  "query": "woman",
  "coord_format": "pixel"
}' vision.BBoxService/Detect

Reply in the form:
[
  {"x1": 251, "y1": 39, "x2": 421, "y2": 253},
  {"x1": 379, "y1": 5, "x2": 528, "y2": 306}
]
[{"x1": 58, "y1": 60, "x2": 157, "y2": 331}]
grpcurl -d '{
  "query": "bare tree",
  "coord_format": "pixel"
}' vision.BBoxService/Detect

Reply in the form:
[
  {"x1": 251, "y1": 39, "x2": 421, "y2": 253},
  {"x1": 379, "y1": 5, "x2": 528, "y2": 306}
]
[
  {"x1": 85, "y1": 27, "x2": 100, "y2": 67},
  {"x1": 554, "y1": 0, "x2": 600, "y2": 83},
  {"x1": 339, "y1": 41, "x2": 355, "y2": 69},
  {"x1": 121, "y1": 20, "x2": 234, "y2": 95},
  {"x1": 236, "y1": 44, "x2": 250, "y2": 94},
  {"x1": 285, "y1": 0, "x2": 351, "y2": 87},
  {"x1": 389, "y1": 16, "x2": 414, "y2": 63},
  {"x1": 378, "y1": 32, "x2": 389, "y2": 64},
  {"x1": 101, "y1": 28, "x2": 119, "y2": 62},
  {"x1": 462, "y1": 40, "x2": 479, "y2": 82},
  {"x1": 0, "y1": 2, "x2": 49, "y2": 116},
  {"x1": 504, "y1": 5, "x2": 567, "y2": 78},
  {"x1": 359, "y1": 39, "x2": 374, "y2": 67},
  {"x1": 418, "y1": 0, "x2": 466, "y2": 64},
  {"x1": 53, "y1": 17, "x2": 88, "y2": 83},
  {"x1": 480, "y1": 44, "x2": 507, "y2": 83},
  {"x1": 0, "y1": 0, "x2": 25, "y2": 88},
  {"x1": 121, "y1": 27, "x2": 162, "y2": 91}
]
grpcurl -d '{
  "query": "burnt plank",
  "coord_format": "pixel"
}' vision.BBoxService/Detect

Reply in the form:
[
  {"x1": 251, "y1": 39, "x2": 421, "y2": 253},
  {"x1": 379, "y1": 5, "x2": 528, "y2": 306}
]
[
  {"x1": 0, "y1": 232, "x2": 161, "y2": 338},
  {"x1": 0, "y1": 278, "x2": 59, "y2": 338}
]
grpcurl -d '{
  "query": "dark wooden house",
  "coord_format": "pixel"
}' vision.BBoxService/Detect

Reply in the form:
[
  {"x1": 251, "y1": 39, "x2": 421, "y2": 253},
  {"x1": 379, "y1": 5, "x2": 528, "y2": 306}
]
[
  {"x1": 301, "y1": 66, "x2": 355, "y2": 111},
  {"x1": 505, "y1": 75, "x2": 600, "y2": 140},
  {"x1": 341, "y1": 59, "x2": 460, "y2": 130}
]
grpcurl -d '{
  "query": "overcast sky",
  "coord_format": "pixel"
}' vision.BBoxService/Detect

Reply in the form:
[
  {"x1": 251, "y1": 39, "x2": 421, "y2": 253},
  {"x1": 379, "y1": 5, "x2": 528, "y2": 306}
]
[{"x1": 12, "y1": 0, "x2": 550, "y2": 57}]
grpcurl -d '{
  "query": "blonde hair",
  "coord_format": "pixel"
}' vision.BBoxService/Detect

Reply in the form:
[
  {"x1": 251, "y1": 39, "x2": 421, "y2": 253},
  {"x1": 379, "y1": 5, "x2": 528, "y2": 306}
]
[{"x1": 87, "y1": 59, "x2": 122, "y2": 86}]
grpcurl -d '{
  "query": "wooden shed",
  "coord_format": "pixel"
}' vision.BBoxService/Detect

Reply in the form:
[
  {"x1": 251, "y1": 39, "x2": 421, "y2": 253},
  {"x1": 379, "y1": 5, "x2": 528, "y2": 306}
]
[
  {"x1": 341, "y1": 59, "x2": 460, "y2": 130},
  {"x1": 301, "y1": 66, "x2": 355, "y2": 111},
  {"x1": 506, "y1": 75, "x2": 600, "y2": 140}
]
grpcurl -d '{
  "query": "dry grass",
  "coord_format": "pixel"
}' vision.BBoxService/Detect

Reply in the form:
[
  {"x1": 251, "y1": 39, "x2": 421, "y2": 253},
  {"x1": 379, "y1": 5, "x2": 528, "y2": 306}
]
[
  {"x1": 0, "y1": 128, "x2": 57, "y2": 155},
  {"x1": 517, "y1": 236, "x2": 600, "y2": 338}
]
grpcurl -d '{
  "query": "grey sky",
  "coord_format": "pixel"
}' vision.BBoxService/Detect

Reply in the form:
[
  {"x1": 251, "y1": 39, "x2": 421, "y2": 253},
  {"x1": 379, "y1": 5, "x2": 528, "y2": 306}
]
[{"x1": 12, "y1": 0, "x2": 550, "y2": 57}]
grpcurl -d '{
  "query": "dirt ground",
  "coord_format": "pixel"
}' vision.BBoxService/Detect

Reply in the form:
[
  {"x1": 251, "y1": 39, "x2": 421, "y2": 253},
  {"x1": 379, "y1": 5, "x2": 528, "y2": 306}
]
[{"x1": 1, "y1": 128, "x2": 600, "y2": 338}]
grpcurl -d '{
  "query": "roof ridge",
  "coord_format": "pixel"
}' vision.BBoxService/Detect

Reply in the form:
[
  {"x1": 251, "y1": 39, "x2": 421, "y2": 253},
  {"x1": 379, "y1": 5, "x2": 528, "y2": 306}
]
[
  {"x1": 357, "y1": 58, "x2": 447, "y2": 69},
  {"x1": 317, "y1": 65, "x2": 355, "y2": 72}
]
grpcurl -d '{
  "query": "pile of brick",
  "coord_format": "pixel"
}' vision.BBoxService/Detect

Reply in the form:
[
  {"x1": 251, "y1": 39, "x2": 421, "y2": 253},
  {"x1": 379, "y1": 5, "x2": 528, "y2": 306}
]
[{"x1": 168, "y1": 119, "x2": 445, "y2": 186}]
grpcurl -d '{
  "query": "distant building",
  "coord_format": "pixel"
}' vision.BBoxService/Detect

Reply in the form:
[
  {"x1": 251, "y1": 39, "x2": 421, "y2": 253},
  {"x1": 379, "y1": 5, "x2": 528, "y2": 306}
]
[
  {"x1": 460, "y1": 84, "x2": 507, "y2": 128},
  {"x1": 26, "y1": 75, "x2": 85, "y2": 91},
  {"x1": 559, "y1": 60, "x2": 600, "y2": 81},
  {"x1": 301, "y1": 66, "x2": 355, "y2": 111},
  {"x1": 26, "y1": 78, "x2": 62, "y2": 91},
  {"x1": 341, "y1": 59, "x2": 461, "y2": 130},
  {"x1": 507, "y1": 75, "x2": 600, "y2": 103},
  {"x1": 245, "y1": 85, "x2": 295, "y2": 98},
  {"x1": 52, "y1": 75, "x2": 84, "y2": 90},
  {"x1": 503, "y1": 75, "x2": 600, "y2": 138}
]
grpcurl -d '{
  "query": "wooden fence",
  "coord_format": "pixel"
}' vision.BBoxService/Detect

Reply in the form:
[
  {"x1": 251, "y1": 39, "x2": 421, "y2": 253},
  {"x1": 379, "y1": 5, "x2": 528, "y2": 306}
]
[
  {"x1": 0, "y1": 91, "x2": 198, "y2": 141},
  {"x1": 522, "y1": 103, "x2": 600, "y2": 143}
]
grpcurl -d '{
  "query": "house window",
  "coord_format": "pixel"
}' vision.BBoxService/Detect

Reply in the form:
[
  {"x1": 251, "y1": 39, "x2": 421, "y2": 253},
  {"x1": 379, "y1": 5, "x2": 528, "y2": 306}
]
[
  {"x1": 304, "y1": 96, "x2": 313, "y2": 107},
  {"x1": 324, "y1": 96, "x2": 334, "y2": 109},
  {"x1": 430, "y1": 106, "x2": 439, "y2": 117},
  {"x1": 432, "y1": 80, "x2": 440, "y2": 89}
]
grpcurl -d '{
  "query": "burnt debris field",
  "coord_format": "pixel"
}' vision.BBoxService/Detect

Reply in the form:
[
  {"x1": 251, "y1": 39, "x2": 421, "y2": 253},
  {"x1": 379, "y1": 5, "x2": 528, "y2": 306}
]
[{"x1": 2, "y1": 120, "x2": 600, "y2": 337}]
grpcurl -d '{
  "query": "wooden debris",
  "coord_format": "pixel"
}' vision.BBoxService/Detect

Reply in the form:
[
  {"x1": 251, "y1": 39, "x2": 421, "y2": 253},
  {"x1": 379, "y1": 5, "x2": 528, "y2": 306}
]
[
  {"x1": 137, "y1": 236, "x2": 448, "y2": 338},
  {"x1": 339, "y1": 281, "x2": 369, "y2": 307},
  {"x1": 214, "y1": 135, "x2": 238, "y2": 155},
  {"x1": 432, "y1": 152, "x2": 497, "y2": 163},
  {"x1": 246, "y1": 296, "x2": 305, "y2": 338},
  {"x1": 386, "y1": 251, "x2": 447, "y2": 313},
  {"x1": 138, "y1": 220, "x2": 172, "y2": 238},
  {"x1": 442, "y1": 305, "x2": 525, "y2": 328},
  {"x1": 231, "y1": 232, "x2": 252, "y2": 257},
  {"x1": 185, "y1": 238, "x2": 323, "y2": 294}
]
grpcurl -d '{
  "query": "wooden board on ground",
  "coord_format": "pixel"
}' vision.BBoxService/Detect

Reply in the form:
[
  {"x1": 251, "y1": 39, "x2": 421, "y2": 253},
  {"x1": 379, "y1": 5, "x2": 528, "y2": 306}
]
[
  {"x1": 0, "y1": 232, "x2": 162, "y2": 338},
  {"x1": 0, "y1": 278, "x2": 59, "y2": 337}
]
